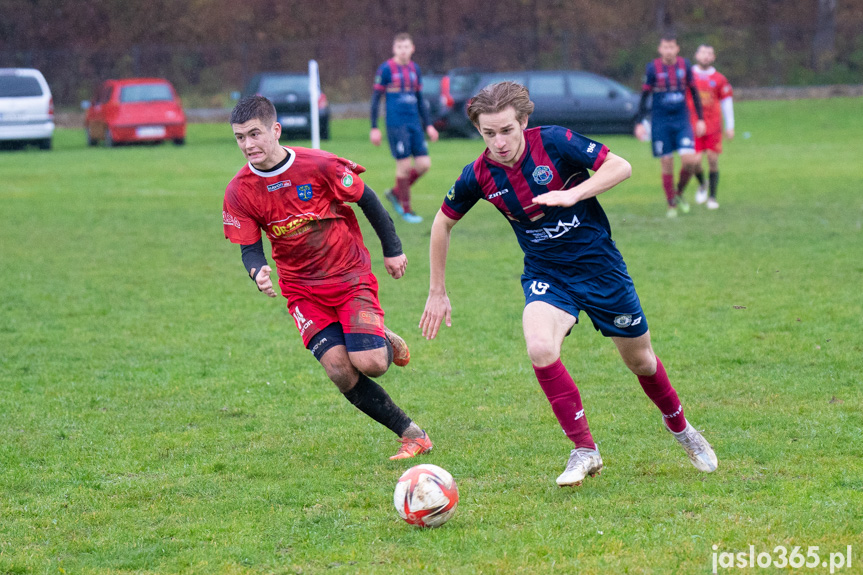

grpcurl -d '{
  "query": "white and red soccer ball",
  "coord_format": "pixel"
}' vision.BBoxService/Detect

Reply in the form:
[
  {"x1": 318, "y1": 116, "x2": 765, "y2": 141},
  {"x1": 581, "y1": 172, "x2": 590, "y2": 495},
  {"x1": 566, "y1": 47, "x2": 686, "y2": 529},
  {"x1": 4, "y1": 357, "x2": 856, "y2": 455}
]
[{"x1": 393, "y1": 464, "x2": 459, "y2": 528}]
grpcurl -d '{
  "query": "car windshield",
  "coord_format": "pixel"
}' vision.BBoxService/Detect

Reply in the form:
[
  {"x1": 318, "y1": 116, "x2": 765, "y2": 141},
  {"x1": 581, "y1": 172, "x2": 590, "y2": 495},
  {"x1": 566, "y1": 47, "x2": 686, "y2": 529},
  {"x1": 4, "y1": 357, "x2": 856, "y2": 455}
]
[
  {"x1": 258, "y1": 76, "x2": 309, "y2": 96},
  {"x1": 422, "y1": 76, "x2": 441, "y2": 97},
  {"x1": 120, "y1": 84, "x2": 174, "y2": 103},
  {"x1": 0, "y1": 75, "x2": 43, "y2": 98}
]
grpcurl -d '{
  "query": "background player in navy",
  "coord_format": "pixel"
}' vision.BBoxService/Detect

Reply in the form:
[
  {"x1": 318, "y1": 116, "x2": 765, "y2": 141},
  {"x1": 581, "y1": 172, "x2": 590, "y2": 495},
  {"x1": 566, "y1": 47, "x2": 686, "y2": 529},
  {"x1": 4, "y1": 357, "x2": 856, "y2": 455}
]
[
  {"x1": 370, "y1": 32, "x2": 439, "y2": 224},
  {"x1": 224, "y1": 95, "x2": 433, "y2": 460},
  {"x1": 420, "y1": 82, "x2": 717, "y2": 487},
  {"x1": 635, "y1": 35, "x2": 705, "y2": 218}
]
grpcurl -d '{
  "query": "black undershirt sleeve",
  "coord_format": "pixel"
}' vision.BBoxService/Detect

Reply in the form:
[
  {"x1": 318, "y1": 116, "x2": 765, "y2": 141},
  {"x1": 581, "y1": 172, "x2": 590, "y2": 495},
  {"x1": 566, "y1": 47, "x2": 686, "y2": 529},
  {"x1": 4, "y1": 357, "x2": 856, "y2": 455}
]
[
  {"x1": 689, "y1": 84, "x2": 704, "y2": 120},
  {"x1": 240, "y1": 238, "x2": 268, "y2": 282},
  {"x1": 356, "y1": 184, "x2": 403, "y2": 258},
  {"x1": 370, "y1": 90, "x2": 383, "y2": 129},
  {"x1": 636, "y1": 90, "x2": 651, "y2": 123}
]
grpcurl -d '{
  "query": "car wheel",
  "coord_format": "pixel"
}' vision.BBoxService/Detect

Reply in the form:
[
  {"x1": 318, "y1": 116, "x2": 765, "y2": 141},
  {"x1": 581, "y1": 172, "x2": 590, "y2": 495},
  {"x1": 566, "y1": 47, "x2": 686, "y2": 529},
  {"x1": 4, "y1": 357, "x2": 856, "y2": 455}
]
[
  {"x1": 173, "y1": 138, "x2": 185, "y2": 146},
  {"x1": 104, "y1": 129, "x2": 114, "y2": 148},
  {"x1": 86, "y1": 127, "x2": 97, "y2": 147},
  {"x1": 38, "y1": 138, "x2": 52, "y2": 151}
]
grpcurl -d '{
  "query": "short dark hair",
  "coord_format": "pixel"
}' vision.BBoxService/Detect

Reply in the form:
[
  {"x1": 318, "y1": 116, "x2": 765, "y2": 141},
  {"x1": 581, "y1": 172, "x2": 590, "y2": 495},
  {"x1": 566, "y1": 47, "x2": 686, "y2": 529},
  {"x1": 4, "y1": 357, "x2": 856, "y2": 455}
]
[
  {"x1": 230, "y1": 95, "x2": 276, "y2": 126},
  {"x1": 467, "y1": 81, "x2": 535, "y2": 126},
  {"x1": 394, "y1": 32, "x2": 412, "y2": 43},
  {"x1": 660, "y1": 33, "x2": 678, "y2": 44}
]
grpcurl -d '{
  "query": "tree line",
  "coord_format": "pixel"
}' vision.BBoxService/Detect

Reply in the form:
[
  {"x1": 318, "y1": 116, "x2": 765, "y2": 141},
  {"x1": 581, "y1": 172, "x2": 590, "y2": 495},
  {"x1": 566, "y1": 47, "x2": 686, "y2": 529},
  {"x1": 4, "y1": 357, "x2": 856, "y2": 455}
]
[{"x1": 1, "y1": 0, "x2": 859, "y2": 107}]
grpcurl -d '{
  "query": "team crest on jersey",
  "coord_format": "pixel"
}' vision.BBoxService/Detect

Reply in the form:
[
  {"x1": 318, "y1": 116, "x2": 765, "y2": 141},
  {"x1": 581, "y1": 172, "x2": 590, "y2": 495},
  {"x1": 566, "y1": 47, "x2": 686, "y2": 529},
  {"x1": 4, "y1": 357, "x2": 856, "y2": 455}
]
[
  {"x1": 532, "y1": 165, "x2": 553, "y2": 185},
  {"x1": 297, "y1": 184, "x2": 313, "y2": 201},
  {"x1": 446, "y1": 185, "x2": 455, "y2": 201},
  {"x1": 341, "y1": 173, "x2": 354, "y2": 187}
]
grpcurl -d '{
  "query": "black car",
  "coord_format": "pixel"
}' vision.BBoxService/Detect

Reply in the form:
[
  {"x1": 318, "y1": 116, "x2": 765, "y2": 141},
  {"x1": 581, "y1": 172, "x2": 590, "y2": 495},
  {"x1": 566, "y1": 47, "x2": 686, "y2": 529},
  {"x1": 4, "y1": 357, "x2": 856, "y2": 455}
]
[
  {"x1": 421, "y1": 73, "x2": 445, "y2": 124},
  {"x1": 434, "y1": 69, "x2": 639, "y2": 138},
  {"x1": 243, "y1": 72, "x2": 330, "y2": 140}
]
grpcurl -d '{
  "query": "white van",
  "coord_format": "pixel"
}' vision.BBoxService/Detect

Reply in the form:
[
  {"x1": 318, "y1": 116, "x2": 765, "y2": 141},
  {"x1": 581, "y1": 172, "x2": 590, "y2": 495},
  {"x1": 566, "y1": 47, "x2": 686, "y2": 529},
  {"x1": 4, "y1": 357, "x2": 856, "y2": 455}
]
[{"x1": 0, "y1": 68, "x2": 55, "y2": 150}]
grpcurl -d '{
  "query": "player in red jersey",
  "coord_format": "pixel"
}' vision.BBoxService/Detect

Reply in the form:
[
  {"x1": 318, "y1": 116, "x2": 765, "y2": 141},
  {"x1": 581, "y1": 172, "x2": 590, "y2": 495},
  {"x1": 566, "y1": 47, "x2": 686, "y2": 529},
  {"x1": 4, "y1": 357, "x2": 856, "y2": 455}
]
[
  {"x1": 678, "y1": 44, "x2": 735, "y2": 210},
  {"x1": 222, "y1": 95, "x2": 432, "y2": 460}
]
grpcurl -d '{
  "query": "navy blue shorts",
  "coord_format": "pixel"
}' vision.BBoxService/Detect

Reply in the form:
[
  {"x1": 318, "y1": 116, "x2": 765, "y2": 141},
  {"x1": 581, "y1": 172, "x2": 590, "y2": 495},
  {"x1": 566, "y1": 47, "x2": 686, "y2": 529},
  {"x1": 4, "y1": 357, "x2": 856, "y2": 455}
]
[
  {"x1": 387, "y1": 123, "x2": 428, "y2": 160},
  {"x1": 651, "y1": 115, "x2": 695, "y2": 158},
  {"x1": 521, "y1": 265, "x2": 648, "y2": 338}
]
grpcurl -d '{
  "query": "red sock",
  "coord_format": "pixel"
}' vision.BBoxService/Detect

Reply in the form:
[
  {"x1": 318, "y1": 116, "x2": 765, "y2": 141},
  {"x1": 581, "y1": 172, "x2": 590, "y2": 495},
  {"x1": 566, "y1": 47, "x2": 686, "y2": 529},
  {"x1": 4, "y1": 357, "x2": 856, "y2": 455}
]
[
  {"x1": 534, "y1": 359, "x2": 595, "y2": 449},
  {"x1": 637, "y1": 357, "x2": 686, "y2": 432},
  {"x1": 395, "y1": 177, "x2": 412, "y2": 212},
  {"x1": 677, "y1": 167, "x2": 693, "y2": 195},
  {"x1": 408, "y1": 168, "x2": 421, "y2": 186},
  {"x1": 662, "y1": 173, "x2": 675, "y2": 205}
]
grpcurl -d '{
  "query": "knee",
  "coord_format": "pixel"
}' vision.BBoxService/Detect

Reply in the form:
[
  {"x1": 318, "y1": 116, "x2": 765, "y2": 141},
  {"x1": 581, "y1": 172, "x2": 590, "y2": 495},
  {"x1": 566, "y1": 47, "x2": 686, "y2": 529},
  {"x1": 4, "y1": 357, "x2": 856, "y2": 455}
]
[
  {"x1": 351, "y1": 351, "x2": 389, "y2": 379},
  {"x1": 321, "y1": 357, "x2": 360, "y2": 393},
  {"x1": 623, "y1": 352, "x2": 657, "y2": 377},
  {"x1": 525, "y1": 336, "x2": 559, "y2": 367}
]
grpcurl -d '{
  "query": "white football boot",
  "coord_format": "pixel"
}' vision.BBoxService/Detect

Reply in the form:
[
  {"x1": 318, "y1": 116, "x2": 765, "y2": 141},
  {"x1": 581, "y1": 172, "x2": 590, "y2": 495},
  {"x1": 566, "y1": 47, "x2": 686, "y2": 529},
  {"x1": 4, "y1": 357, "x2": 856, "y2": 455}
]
[
  {"x1": 556, "y1": 447, "x2": 603, "y2": 487},
  {"x1": 667, "y1": 421, "x2": 718, "y2": 472},
  {"x1": 695, "y1": 184, "x2": 708, "y2": 205},
  {"x1": 706, "y1": 197, "x2": 720, "y2": 210}
]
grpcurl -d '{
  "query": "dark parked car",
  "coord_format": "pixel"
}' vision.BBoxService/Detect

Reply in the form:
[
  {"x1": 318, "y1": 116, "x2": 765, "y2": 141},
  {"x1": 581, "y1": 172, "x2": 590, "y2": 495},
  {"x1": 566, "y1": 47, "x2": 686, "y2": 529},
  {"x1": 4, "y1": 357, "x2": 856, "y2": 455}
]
[
  {"x1": 243, "y1": 72, "x2": 329, "y2": 140},
  {"x1": 434, "y1": 69, "x2": 639, "y2": 138},
  {"x1": 421, "y1": 73, "x2": 445, "y2": 125}
]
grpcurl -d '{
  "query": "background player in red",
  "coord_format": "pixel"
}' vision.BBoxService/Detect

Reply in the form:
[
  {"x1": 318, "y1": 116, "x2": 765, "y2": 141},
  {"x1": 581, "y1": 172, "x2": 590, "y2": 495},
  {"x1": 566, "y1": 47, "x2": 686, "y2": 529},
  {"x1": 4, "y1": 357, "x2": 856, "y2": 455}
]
[
  {"x1": 635, "y1": 35, "x2": 705, "y2": 217},
  {"x1": 421, "y1": 82, "x2": 717, "y2": 487},
  {"x1": 223, "y1": 95, "x2": 432, "y2": 460},
  {"x1": 678, "y1": 44, "x2": 735, "y2": 210},
  {"x1": 370, "y1": 32, "x2": 439, "y2": 224}
]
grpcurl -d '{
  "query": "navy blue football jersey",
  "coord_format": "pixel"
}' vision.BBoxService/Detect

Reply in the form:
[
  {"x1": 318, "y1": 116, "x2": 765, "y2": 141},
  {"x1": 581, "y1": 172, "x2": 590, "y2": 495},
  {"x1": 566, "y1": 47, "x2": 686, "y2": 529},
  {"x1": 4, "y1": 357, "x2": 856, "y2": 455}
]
[
  {"x1": 642, "y1": 56, "x2": 695, "y2": 119},
  {"x1": 442, "y1": 126, "x2": 624, "y2": 282}
]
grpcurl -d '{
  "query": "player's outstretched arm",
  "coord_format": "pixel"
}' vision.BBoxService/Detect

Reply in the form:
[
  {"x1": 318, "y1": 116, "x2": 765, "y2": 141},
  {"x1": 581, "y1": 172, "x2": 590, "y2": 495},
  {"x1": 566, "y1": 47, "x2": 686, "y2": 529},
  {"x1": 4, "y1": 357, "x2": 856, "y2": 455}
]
[
  {"x1": 420, "y1": 210, "x2": 457, "y2": 340},
  {"x1": 532, "y1": 153, "x2": 632, "y2": 208},
  {"x1": 356, "y1": 184, "x2": 406, "y2": 279}
]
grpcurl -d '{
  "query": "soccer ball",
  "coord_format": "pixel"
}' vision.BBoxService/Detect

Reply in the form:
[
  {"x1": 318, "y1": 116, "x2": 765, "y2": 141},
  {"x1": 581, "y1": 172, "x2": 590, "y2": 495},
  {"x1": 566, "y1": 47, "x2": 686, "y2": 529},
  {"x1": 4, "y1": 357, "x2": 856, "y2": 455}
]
[{"x1": 393, "y1": 464, "x2": 459, "y2": 528}]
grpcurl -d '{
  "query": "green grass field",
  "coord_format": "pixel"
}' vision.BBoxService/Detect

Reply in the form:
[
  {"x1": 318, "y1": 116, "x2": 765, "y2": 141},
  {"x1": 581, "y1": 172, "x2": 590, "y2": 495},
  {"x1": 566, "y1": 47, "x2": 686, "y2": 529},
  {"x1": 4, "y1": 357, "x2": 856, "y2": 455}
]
[{"x1": 1, "y1": 99, "x2": 861, "y2": 574}]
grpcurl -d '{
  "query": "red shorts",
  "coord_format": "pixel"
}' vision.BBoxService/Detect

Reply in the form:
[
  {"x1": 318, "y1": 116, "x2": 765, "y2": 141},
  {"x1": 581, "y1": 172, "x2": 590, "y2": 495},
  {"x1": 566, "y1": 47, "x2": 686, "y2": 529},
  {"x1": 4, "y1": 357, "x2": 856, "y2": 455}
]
[
  {"x1": 281, "y1": 274, "x2": 386, "y2": 347},
  {"x1": 694, "y1": 131, "x2": 723, "y2": 153}
]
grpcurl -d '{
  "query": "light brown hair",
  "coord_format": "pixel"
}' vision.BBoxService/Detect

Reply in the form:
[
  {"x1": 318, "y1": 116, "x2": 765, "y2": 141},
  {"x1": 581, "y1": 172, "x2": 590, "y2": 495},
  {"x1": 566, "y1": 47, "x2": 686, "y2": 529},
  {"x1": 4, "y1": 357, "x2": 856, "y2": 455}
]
[{"x1": 467, "y1": 81, "x2": 535, "y2": 126}]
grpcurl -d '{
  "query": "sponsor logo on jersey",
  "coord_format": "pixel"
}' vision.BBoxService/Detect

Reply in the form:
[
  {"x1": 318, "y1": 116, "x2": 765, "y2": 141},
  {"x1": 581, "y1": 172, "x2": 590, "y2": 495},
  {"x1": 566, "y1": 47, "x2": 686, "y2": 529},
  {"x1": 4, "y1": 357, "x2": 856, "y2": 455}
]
[
  {"x1": 268, "y1": 214, "x2": 318, "y2": 238},
  {"x1": 488, "y1": 188, "x2": 509, "y2": 199},
  {"x1": 663, "y1": 404, "x2": 683, "y2": 419},
  {"x1": 341, "y1": 173, "x2": 354, "y2": 187},
  {"x1": 532, "y1": 165, "x2": 553, "y2": 185},
  {"x1": 297, "y1": 184, "x2": 313, "y2": 201},
  {"x1": 223, "y1": 211, "x2": 241, "y2": 228},
  {"x1": 266, "y1": 180, "x2": 292, "y2": 192},
  {"x1": 613, "y1": 314, "x2": 643, "y2": 329},
  {"x1": 566, "y1": 129, "x2": 573, "y2": 141},
  {"x1": 586, "y1": 142, "x2": 596, "y2": 154}
]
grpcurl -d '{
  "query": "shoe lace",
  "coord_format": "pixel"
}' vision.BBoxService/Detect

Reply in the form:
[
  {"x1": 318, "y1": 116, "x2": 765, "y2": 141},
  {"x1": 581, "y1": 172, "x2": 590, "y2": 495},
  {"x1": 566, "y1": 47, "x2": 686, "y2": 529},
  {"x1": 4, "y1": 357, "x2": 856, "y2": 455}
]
[
  {"x1": 679, "y1": 427, "x2": 708, "y2": 455},
  {"x1": 565, "y1": 449, "x2": 596, "y2": 472}
]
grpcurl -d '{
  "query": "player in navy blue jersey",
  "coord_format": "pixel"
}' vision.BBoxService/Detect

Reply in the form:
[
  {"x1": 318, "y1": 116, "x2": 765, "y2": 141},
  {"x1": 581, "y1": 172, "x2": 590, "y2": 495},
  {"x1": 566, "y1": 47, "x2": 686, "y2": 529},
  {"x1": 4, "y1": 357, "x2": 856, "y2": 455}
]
[
  {"x1": 370, "y1": 32, "x2": 439, "y2": 224},
  {"x1": 420, "y1": 81, "x2": 717, "y2": 487},
  {"x1": 635, "y1": 35, "x2": 705, "y2": 217}
]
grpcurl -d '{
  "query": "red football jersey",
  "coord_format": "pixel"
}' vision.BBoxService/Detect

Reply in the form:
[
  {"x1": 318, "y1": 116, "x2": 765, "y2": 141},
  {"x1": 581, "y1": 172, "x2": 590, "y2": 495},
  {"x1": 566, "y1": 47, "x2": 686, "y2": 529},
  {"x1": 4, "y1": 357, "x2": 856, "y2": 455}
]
[
  {"x1": 687, "y1": 66, "x2": 733, "y2": 135},
  {"x1": 223, "y1": 147, "x2": 371, "y2": 286}
]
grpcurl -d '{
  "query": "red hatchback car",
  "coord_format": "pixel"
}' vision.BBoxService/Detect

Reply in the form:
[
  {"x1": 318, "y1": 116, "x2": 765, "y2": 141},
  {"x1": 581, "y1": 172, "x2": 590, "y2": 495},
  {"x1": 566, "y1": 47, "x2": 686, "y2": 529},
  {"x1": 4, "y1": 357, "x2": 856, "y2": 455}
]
[{"x1": 84, "y1": 78, "x2": 186, "y2": 146}]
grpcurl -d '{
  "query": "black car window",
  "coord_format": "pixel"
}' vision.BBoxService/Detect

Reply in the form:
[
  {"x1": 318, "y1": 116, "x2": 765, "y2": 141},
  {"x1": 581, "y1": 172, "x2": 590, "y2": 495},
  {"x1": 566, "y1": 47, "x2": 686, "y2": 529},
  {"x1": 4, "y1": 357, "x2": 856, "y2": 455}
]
[
  {"x1": 258, "y1": 76, "x2": 309, "y2": 96},
  {"x1": 528, "y1": 74, "x2": 566, "y2": 97},
  {"x1": 120, "y1": 84, "x2": 173, "y2": 103},
  {"x1": 568, "y1": 74, "x2": 615, "y2": 98},
  {"x1": 0, "y1": 75, "x2": 43, "y2": 98}
]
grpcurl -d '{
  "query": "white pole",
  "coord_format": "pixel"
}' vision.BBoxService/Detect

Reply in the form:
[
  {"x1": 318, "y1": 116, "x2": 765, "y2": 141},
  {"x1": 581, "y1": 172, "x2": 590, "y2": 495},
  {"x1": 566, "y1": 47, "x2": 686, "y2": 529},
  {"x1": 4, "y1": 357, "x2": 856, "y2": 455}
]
[{"x1": 309, "y1": 59, "x2": 321, "y2": 149}]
